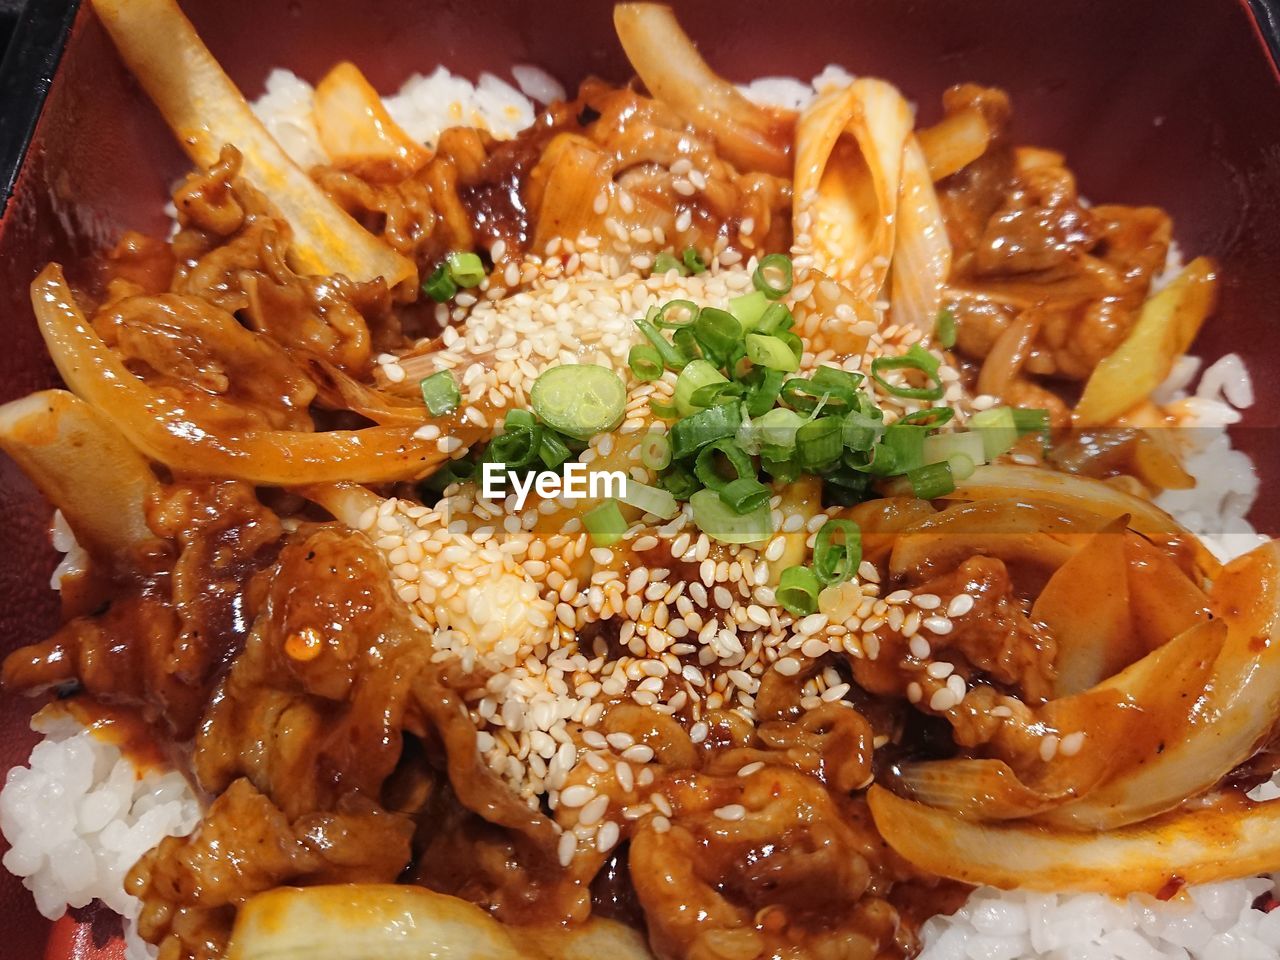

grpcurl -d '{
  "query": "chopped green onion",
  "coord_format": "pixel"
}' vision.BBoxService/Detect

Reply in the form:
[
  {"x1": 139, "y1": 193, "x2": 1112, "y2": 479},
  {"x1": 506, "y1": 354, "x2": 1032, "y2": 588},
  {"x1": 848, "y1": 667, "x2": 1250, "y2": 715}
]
[
  {"x1": 795, "y1": 416, "x2": 843, "y2": 471},
  {"x1": 649, "y1": 398, "x2": 680, "y2": 420},
  {"x1": 671, "y1": 403, "x2": 743, "y2": 459},
  {"x1": 584, "y1": 499, "x2": 628, "y2": 546},
  {"x1": 694, "y1": 439, "x2": 755, "y2": 492},
  {"x1": 653, "y1": 251, "x2": 690, "y2": 277},
  {"x1": 781, "y1": 366, "x2": 861, "y2": 413},
  {"x1": 948, "y1": 452, "x2": 977, "y2": 483},
  {"x1": 753, "y1": 253, "x2": 794, "y2": 300},
  {"x1": 683, "y1": 247, "x2": 707, "y2": 274},
  {"x1": 870, "y1": 423, "x2": 927, "y2": 476},
  {"x1": 970, "y1": 406, "x2": 1019, "y2": 460},
  {"x1": 689, "y1": 381, "x2": 745, "y2": 408},
  {"x1": 538, "y1": 430, "x2": 573, "y2": 470},
  {"x1": 813, "y1": 519, "x2": 862, "y2": 586},
  {"x1": 746, "y1": 333, "x2": 800, "y2": 372},
  {"x1": 628, "y1": 344, "x2": 664, "y2": 382},
  {"x1": 777, "y1": 565, "x2": 820, "y2": 616},
  {"x1": 420, "y1": 371, "x2": 460, "y2": 415},
  {"x1": 619, "y1": 480, "x2": 680, "y2": 520},
  {"x1": 760, "y1": 451, "x2": 800, "y2": 484},
  {"x1": 659, "y1": 463, "x2": 701, "y2": 499},
  {"x1": 743, "y1": 367, "x2": 785, "y2": 417},
  {"x1": 672, "y1": 327, "x2": 701, "y2": 365},
  {"x1": 824, "y1": 466, "x2": 873, "y2": 505},
  {"x1": 655, "y1": 300, "x2": 699, "y2": 329},
  {"x1": 486, "y1": 426, "x2": 541, "y2": 470},
  {"x1": 778, "y1": 331, "x2": 805, "y2": 363},
  {"x1": 1012, "y1": 407, "x2": 1051, "y2": 436},
  {"x1": 755, "y1": 302, "x2": 794, "y2": 335},
  {"x1": 420, "y1": 458, "x2": 475, "y2": 495},
  {"x1": 922, "y1": 430, "x2": 986, "y2": 468},
  {"x1": 422, "y1": 263, "x2": 457, "y2": 302},
  {"x1": 675, "y1": 358, "x2": 729, "y2": 415},
  {"x1": 842, "y1": 407, "x2": 885, "y2": 452},
  {"x1": 640, "y1": 432, "x2": 673, "y2": 471},
  {"x1": 870, "y1": 344, "x2": 945, "y2": 401},
  {"x1": 935, "y1": 307, "x2": 957, "y2": 349},
  {"x1": 446, "y1": 251, "x2": 485, "y2": 288},
  {"x1": 693, "y1": 307, "x2": 743, "y2": 360},
  {"x1": 741, "y1": 406, "x2": 804, "y2": 454},
  {"x1": 634, "y1": 315, "x2": 693, "y2": 371},
  {"x1": 689, "y1": 488, "x2": 772, "y2": 545},
  {"x1": 907, "y1": 460, "x2": 956, "y2": 499},
  {"x1": 530, "y1": 363, "x2": 626, "y2": 440},
  {"x1": 718, "y1": 476, "x2": 771, "y2": 513},
  {"x1": 729, "y1": 290, "x2": 769, "y2": 330},
  {"x1": 898, "y1": 406, "x2": 954, "y2": 428}
]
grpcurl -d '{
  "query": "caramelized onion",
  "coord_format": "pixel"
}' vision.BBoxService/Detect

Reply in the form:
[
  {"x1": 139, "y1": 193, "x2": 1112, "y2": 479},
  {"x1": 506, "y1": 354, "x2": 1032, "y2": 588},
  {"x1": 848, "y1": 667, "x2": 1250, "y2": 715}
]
[
  {"x1": 613, "y1": 4, "x2": 791, "y2": 177},
  {"x1": 890, "y1": 136, "x2": 952, "y2": 334},
  {"x1": 870, "y1": 785, "x2": 1280, "y2": 895},
  {"x1": 31, "y1": 265, "x2": 471, "y2": 485},
  {"x1": 89, "y1": 0, "x2": 416, "y2": 288}
]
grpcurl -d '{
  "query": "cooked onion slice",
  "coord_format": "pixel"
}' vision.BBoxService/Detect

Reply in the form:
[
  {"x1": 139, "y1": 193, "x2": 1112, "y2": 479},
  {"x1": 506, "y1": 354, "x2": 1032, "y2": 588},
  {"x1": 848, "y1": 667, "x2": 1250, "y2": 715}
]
[
  {"x1": 916, "y1": 106, "x2": 992, "y2": 180},
  {"x1": 226, "y1": 885, "x2": 655, "y2": 960},
  {"x1": 890, "y1": 135, "x2": 952, "y2": 333},
  {"x1": 314, "y1": 61, "x2": 430, "y2": 180},
  {"x1": 32, "y1": 265, "x2": 471, "y2": 485},
  {"x1": 1075, "y1": 257, "x2": 1217, "y2": 426},
  {"x1": 1045, "y1": 541, "x2": 1280, "y2": 829},
  {"x1": 0, "y1": 389, "x2": 159, "y2": 561},
  {"x1": 794, "y1": 80, "x2": 913, "y2": 299},
  {"x1": 870, "y1": 785, "x2": 1280, "y2": 895},
  {"x1": 90, "y1": 0, "x2": 416, "y2": 289},
  {"x1": 613, "y1": 3, "x2": 790, "y2": 177}
]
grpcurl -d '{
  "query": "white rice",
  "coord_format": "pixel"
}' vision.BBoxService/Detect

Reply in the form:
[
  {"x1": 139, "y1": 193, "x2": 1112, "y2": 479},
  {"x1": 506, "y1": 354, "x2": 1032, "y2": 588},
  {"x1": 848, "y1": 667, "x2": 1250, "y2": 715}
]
[
  {"x1": 0, "y1": 708, "x2": 200, "y2": 960},
  {"x1": 4, "y1": 60, "x2": 1275, "y2": 960}
]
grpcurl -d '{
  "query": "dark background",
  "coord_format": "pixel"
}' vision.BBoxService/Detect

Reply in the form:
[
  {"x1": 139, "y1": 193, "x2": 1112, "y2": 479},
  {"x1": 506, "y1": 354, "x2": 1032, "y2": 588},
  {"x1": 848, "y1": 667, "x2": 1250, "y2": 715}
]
[{"x1": 0, "y1": 0, "x2": 23, "y2": 54}]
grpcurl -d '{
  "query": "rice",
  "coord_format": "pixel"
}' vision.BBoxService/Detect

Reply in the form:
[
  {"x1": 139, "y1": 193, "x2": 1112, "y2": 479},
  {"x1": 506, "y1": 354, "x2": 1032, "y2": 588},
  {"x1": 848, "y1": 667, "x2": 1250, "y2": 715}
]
[
  {"x1": 0, "y1": 708, "x2": 200, "y2": 960},
  {"x1": 5, "y1": 58, "x2": 1276, "y2": 960}
]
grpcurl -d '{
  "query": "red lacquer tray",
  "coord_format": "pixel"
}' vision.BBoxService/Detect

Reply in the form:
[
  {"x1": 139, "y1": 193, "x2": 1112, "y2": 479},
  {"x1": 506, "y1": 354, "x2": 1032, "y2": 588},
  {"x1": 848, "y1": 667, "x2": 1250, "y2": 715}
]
[{"x1": 1, "y1": 0, "x2": 1279, "y2": 956}]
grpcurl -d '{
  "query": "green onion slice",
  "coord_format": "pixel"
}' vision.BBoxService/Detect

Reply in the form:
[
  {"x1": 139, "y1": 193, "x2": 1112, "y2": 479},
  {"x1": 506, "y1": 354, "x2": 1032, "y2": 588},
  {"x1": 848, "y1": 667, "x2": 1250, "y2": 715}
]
[
  {"x1": 420, "y1": 371, "x2": 460, "y2": 416},
  {"x1": 584, "y1": 499, "x2": 628, "y2": 546},
  {"x1": 659, "y1": 463, "x2": 701, "y2": 499},
  {"x1": 729, "y1": 290, "x2": 769, "y2": 331},
  {"x1": 907, "y1": 460, "x2": 956, "y2": 499},
  {"x1": 693, "y1": 307, "x2": 742, "y2": 360},
  {"x1": 640, "y1": 432, "x2": 673, "y2": 471},
  {"x1": 530, "y1": 363, "x2": 626, "y2": 440},
  {"x1": 446, "y1": 251, "x2": 485, "y2": 288},
  {"x1": 675, "y1": 358, "x2": 729, "y2": 415},
  {"x1": 746, "y1": 333, "x2": 800, "y2": 372},
  {"x1": 813, "y1": 519, "x2": 862, "y2": 586},
  {"x1": 870, "y1": 344, "x2": 945, "y2": 401},
  {"x1": 718, "y1": 475, "x2": 772, "y2": 514},
  {"x1": 683, "y1": 247, "x2": 707, "y2": 274},
  {"x1": 655, "y1": 299, "x2": 700, "y2": 329},
  {"x1": 970, "y1": 406, "x2": 1019, "y2": 460},
  {"x1": 777, "y1": 565, "x2": 820, "y2": 616},
  {"x1": 629, "y1": 344, "x2": 665, "y2": 382},
  {"x1": 422, "y1": 263, "x2": 457, "y2": 302},
  {"x1": 653, "y1": 251, "x2": 690, "y2": 277},
  {"x1": 795, "y1": 416, "x2": 843, "y2": 471},
  {"x1": 936, "y1": 306, "x2": 957, "y2": 349},
  {"x1": 619, "y1": 480, "x2": 680, "y2": 520},
  {"x1": 671, "y1": 403, "x2": 743, "y2": 459},
  {"x1": 694, "y1": 438, "x2": 755, "y2": 492},
  {"x1": 753, "y1": 254, "x2": 794, "y2": 300},
  {"x1": 689, "y1": 488, "x2": 772, "y2": 545},
  {"x1": 635, "y1": 315, "x2": 693, "y2": 371}
]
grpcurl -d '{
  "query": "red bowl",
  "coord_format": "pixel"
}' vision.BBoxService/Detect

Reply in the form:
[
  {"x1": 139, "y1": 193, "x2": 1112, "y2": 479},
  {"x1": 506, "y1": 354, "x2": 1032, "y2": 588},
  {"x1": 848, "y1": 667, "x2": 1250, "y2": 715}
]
[{"x1": 1, "y1": 0, "x2": 1279, "y2": 956}]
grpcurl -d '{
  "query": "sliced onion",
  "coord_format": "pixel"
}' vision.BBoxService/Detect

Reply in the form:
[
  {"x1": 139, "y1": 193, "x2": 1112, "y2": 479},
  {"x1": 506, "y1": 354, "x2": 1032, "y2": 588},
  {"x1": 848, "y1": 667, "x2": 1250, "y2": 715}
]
[
  {"x1": 893, "y1": 758, "x2": 1083, "y2": 820},
  {"x1": 613, "y1": 4, "x2": 790, "y2": 177},
  {"x1": 870, "y1": 785, "x2": 1280, "y2": 895},
  {"x1": 1034, "y1": 520, "x2": 1142, "y2": 697},
  {"x1": 32, "y1": 265, "x2": 471, "y2": 485},
  {"x1": 313, "y1": 61, "x2": 430, "y2": 180},
  {"x1": 944, "y1": 465, "x2": 1220, "y2": 575},
  {"x1": 916, "y1": 107, "x2": 991, "y2": 180},
  {"x1": 794, "y1": 80, "x2": 913, "y2": 299},
  {"x1": 1044, "y1": 541, "x2": 1280, "y2": 829},
  {"x1": 0, "y1": 389, "x2": 160, "y2": 562},
  {"x1": 890, "y1": 135, "x2": 952, "y2": 333},
  {"x1": 90, "y1": 0, "x2": 416, "y2": 289}
]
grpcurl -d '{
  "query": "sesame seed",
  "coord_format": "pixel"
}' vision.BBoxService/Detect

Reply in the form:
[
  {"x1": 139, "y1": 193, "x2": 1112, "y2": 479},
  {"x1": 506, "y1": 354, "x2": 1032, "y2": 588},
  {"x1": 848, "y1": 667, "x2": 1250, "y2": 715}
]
[
  {"x1": 737, "y1": 761, "x2": 765, "y2": 777},
  {"x1": 560, "y1": 784, "x2": 595, "y2": 808},
  {"x1": 597, "y1": 820, "x2": 621, "y2": 852},
  {"x1": 714, "y1": 804, "x2": 746, "y2": 821},
  {"x1": 1039, "y1": 735, "x2": 1060, "y2": 762},
  {"x1": 946, "y1": 594, "x2": 975, "y2": 618},
  {"x1": 1059, "y1": 731, "x2": 1086, "y2": 757}
]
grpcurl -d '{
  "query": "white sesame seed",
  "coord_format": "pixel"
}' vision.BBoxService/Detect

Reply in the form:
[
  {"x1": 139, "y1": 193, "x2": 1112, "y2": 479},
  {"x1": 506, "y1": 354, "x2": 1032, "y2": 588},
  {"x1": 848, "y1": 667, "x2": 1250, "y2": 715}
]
[
  {"x1": 560, "y1": 785, "x2": 595, "y2": 809},
  {"x1": 1039, "y1": 734, "x2": 1060, "y2": 762},
  {"x1": 946, "y1": 594, "x2": 975, "y2": 618},
  {"x1": 737, "y1": 761, "x2": 765, "y2": 777},
  {"x1": 597, "y1": 820, "x2": 621, "y2": 852},
  {"x1": 922, "y1": 616, "x2": 953, "y2": 635},
  {"x1": 714, "y1": 804, "x2": 746, "y2": 821},
  {"x1": 1059, "y1": 731, "x2": 1086, "y2": 757}
]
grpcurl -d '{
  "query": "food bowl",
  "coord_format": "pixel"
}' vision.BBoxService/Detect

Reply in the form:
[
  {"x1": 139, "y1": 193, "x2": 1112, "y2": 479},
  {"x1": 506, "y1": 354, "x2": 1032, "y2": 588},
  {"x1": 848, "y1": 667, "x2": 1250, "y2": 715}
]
[{"x1": 1, "y1": 0, "x2": 1278, "y2": 956}]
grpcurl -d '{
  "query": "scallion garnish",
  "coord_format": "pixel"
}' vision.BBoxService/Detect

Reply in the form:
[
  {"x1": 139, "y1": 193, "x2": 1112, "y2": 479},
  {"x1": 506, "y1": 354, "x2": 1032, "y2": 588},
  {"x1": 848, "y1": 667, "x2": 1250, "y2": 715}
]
[
  {"x1": 907, "y1": 460, "x2": 956, "y2": 499},
  {"x1": 446, "y1": 251, "x2": 486, "y2": 288},
  {"x1": 689, "y1": 488, "x2": 772, "y2": 544},
  {"x1": 420, "y1": 370, "x2": 460, "y2": 415},
  {"x1": 619, "y1": 480, "x2": 680, "y2": 520},
  {"x1": 682, "y1": 247, "x2": 707, "y2": 274},
  {"x1": 812, "y1": 519, "x2": 862, "y2": 586},
  {"x1": 693, "y1": 307, "x2": 743, "y2": 361},
  {"x1": 693, "y1": 439, "x2": 754, "y2": 492},
  {"x1": 718, "y1": 475, "x2": 772, "y2": 514},
  {"x1": 870, "y1": 344, "x2": 945, "y2": 401},
  {"x1": 729, "y1": 290, "x2": 769, "y2": 330},
  {"x1": 675, "y1": 359, "x2": 729, "y2": 415},
  {"x1": 795, "y1": 416, "x2": 843, "y2": 471},
  {"x1": 530, "y1": 363, "x2": 626, "y2": 441},
  {"x1": 584, "y1": 499, "x2": 628, "y2": 546},
  {"x1": 640, "y1": 432, "x2": 673, "y2": 471},
  {"x1": 671, "y1": 403, "x2": 742, "y2": 459},
  {"x1": 634, "y1": 315, "x2": 693, "y2": 372},
  {"x1": 422, "y1": 263, "x2": 458, "y2": 302},
  {"x1": 653, "y1": 251, "x2": 690, "y2": 277},
  {"x1": 753, "y1": 253, "x2": 794, "y2": 300},
  {"x1": 935, "y1": 306, "x2": 957, "y2": 349},
  {"x1": 777, "y1": 565, "x2": 820, "y2": 616},
  {"x1": 745, "y1": 333, "x2": 800, "y2": 372},
  {"x1": 629, "y1": 344, "x2": 665, "y2": 382}
]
